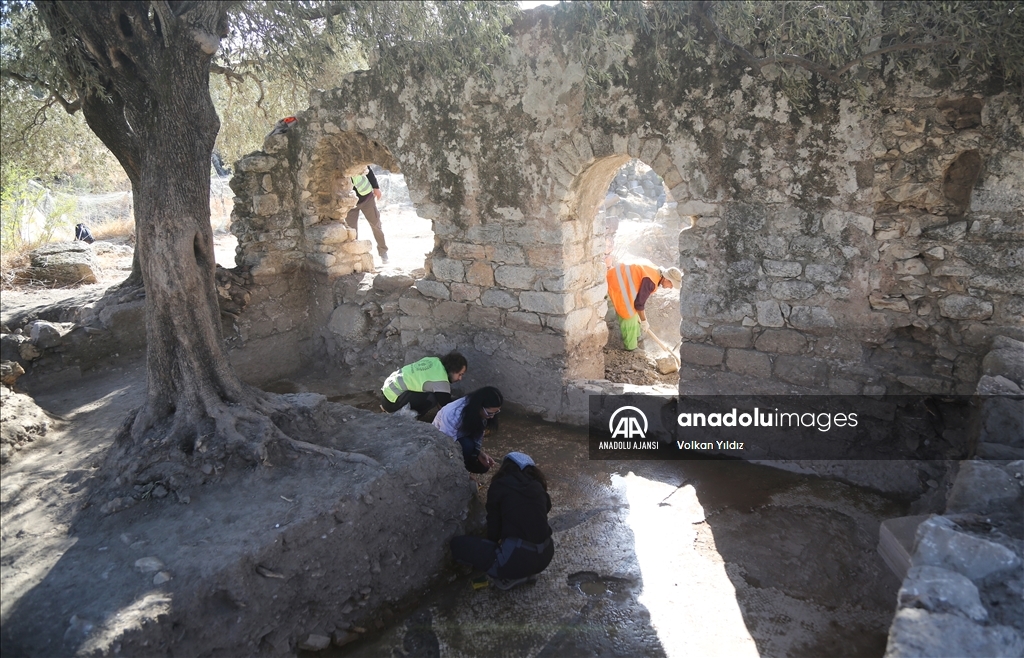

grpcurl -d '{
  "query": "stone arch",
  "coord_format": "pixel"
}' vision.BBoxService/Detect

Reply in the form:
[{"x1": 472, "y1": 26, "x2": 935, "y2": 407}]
[
  {"x1": 554, "y1": 130, "x2": 716, "y2": 383},
  {"x1": 299, "y1": 131, "x2": 402, "y2": 276},
  {"x1": 306, "y1": 131, "x2": 401, "y2": 224}
]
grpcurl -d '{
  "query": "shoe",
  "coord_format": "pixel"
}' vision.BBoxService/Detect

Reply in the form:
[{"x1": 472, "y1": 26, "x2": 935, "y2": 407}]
[
  {"x1": 380, "y1": 252, "x2": 389, "y2": 263},
  {"x1": 489, "y1": 576, "x2": 531, "y2": 590}
]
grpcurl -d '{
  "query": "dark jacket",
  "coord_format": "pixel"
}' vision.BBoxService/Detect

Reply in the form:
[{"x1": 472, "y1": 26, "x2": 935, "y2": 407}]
[{"x1": 485, "y1": 469, "x2": 552, "y2": 544}]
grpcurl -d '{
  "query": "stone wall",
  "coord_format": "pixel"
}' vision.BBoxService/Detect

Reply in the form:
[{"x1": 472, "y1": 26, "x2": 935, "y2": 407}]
[
  {"x1": 228, "y1": 8, "x2": 1023, "y2": 415},
  {"x1": 884, "y1": 336, "x2": 1023, "y2": 657}
]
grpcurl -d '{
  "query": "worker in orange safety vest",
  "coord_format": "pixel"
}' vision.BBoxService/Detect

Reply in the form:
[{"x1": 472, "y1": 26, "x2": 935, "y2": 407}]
[{"x1": 606, "y1": 260, "x2": 683, "y2": 350}]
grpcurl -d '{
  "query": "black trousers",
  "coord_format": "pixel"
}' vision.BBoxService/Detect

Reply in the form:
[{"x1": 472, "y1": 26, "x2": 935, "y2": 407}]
[
  {"x1": 450, "y1": 535, "x2": 554, "y2": 580},
  {"x1": 380, "y1": 391, "x2": 451, "y2": 419}
]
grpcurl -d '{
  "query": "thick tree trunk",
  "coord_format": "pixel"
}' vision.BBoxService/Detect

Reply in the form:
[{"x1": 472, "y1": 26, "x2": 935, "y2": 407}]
[{"x1": 36, "y1": 2, "x2": 365, "y2": 493}]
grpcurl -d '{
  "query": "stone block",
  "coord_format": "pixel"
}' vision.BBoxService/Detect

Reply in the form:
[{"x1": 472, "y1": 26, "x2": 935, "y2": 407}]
[
  {"x1": 480, "y1": 289, "x2": 518, "y2": 309},
  {"x1": 763, "y1": 259, "x2": 802, "y2": 277},
  {"x1": 328, "y1": 304, "x2": 367, "y2": 339},
  {"x1": 27, "y1": 243, "x2": 98, "y2": 285},
  {"x1": 725, "y1": 349, "x2": 771, "y2": 378},
  {"x1": 399, "y1": 298, "x2": 432, "y2": 319},
  {"x1": 506, "y1": 311, "x2": 542, "y2": 332},
  {"x1": 982, "y1": 346, "x2": 1024, "y2": 384},
  {"x1": 236, "y1": 155, "x2": 278, "y2": 173},
  {"x1": 468, "y1": 306, "x2": 501, "y2": 328},
  {"x1": 822, "y1": 209, "x2": 874, "y2": 236},
  {"x1": 488, "y1": 244, "x2": 525, "y2": 265},
  {"x1": 756, "y1": 300, "x2": 785, "y2": 327},
  {"x1": 432, "y1": 258, "x2": 465, "y2": 283},
  {"x1": 252, "y1": 194, "x2": 280, "y2": 216},
  {"x1": 885, "y1": 608, "x2": 1024, "y2": 658},
  {"x1": 450, "y1": 282, "x2": 481, "y2": 302},
  {"x1": 770, "y1": 280, "x2": 817, "y2": 300},
  {"x1": 399, "y1": 315, "x2": 433, "y2": 332},
  {"x1": 894, "y1": 258, "x2": 929, "y2": 276},
  {"x1": 494, "y1": 265, "x2": 537, "y2": 290},
  {"x1": 924, "y1": 221, "x2": 968, "y2": 241},
  {"x1": 975, "y1": 375, "x2": 1022, "y2": 396},
  {"x1": 774, "y1": 355, "x2": 827, "y2": 387},
  {"x1": 516, "y1": 332, "x2": 564, "y2": 359},
  {"x1": 433, "y1": 301, "x2": 468, "y2": 326},
  {"x1": 913, "y1": 516, "x2": 1021, "y2": 582},
  {"x1": 445, "y1": 242, "x2": 486, "y2": 260},
  {"x1": 939, "y1": 295, "x2": 993, "y2": 320},
  {"x1": 898, "y1": 566, "x2": 987, "y2": 621},
  {"x1": 680, "y1": 343, "x2": 724, "y2": 367},
  {"x1": 372, "y1": 273, "x2": 415, "y2": 293},
  {"x1": 519, "y1": 291, "x2": 572, "y2": 315},
  {"x1": 870, "y1": 295, "x2": 911, "y2": 313},
  {"x1": 305, "y1": 222, "x2": 351, "y2": 245},
  {"x1": 29, "y1": 321, "x2": 64, "y2": 349},
  {"x1": 309, "y1": 253, "x2": 336, "y2": 268},
  {"x1": 466, "y1": 261, "x2": 495, "y2": 287},
  {"x1": 755, "y1": 329, "x2": 807, "y2": 355},
  {"x1": 299, "y1": 634, "x2": 332, "y2": 651},
  {"x1": 945, "y1": 461, "x2": 1021, "y2": 514},
  {"x1": 525, "y1": 246, "x2": 563, "y2": 268},
  {"x1": 804, "y1": 264, "x2": 841, "y2": 283},
  {"x1": 980, "y1": 397, "x2": 1024, "y2": 447},
  {"x1": 582, "y1": 284, "x2": 608, "y2": 307},
  {"x1": 788, "y1": 306, "x2": 836, "y2": 333},
  {"x1": 711, "y1": 325, "x2": 752, "y2": 348},
  {"x1": 414, "y1": 280, "x2": 449, "y2": 300}
]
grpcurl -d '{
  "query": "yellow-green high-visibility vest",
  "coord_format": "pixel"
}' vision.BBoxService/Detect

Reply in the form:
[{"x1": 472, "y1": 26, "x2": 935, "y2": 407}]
[
  {"x1": 351, "y1": 174, "x2": 373, "y2": 197},
  {"x1": 382, "y1": 357, "x2": 451, "y2": 403}
]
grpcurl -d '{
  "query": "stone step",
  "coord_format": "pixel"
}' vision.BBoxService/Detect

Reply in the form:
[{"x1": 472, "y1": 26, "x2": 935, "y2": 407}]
[{"x1": 878, "y1": 514, "x2": 930, "y2": 580}]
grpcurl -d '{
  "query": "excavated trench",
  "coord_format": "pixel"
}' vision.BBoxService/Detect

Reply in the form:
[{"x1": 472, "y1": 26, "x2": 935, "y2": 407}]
[{"x1": 318, "y1": 394, "x2": 907, "y2": 658}]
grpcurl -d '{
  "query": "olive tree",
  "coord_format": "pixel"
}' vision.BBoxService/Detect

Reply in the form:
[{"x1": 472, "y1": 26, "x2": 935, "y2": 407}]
[{"x1": 0, "y1": 0, "x2": 515, "y2": 493}]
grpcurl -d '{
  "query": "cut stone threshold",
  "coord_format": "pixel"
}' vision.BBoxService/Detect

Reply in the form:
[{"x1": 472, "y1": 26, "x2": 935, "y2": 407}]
[
  {"x1": 2, "y1": 397, "x2": 475, "y2": 657},
  {"x1": 878, "y1": 515, "x2": 931, "y2": 580}
]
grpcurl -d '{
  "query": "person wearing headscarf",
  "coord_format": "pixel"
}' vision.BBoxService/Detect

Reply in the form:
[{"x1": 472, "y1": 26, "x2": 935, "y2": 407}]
[{"x1": 450, "y1": 452, "x2": 554, "y2": 590}]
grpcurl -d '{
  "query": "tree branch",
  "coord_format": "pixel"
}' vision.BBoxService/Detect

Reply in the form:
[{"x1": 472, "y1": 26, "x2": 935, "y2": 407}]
[
  {"x1": 833, "y1": 38, "x2": 957, "y2": 78},
  {"x1": 210, "y1": 62, "x2": 245, "y2": 83},
  {"x1": 0, "y1": 69, "x2": 82, "y2": 113},
  {"x1": 693, "y1": 2, "x2": 958, "y2": 85}
]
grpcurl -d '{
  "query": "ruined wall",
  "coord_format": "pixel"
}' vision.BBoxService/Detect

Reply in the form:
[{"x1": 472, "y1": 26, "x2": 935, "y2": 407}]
[{"x1": 229, "y1": 9, "x2": 1023, "y2": 413}]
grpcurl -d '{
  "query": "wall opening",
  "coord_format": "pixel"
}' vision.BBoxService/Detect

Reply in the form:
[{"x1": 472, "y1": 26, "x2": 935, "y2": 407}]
[
  {"x1": 367, "y1": 167, "x2": 433, "y2": 273},
  {"x1": 600, "y1": 159, "x2": 683, "y2": 386}
]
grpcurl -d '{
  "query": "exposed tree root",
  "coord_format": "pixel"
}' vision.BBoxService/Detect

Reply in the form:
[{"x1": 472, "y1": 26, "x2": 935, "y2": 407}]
[{"x1": 96, "y1": 388, "x2": 380, "y2": 513}]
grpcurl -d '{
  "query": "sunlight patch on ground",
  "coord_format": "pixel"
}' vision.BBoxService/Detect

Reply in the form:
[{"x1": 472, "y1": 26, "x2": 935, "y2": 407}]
[{"x1": 614, "y1": 472, "x2": 759, "y2": 658}]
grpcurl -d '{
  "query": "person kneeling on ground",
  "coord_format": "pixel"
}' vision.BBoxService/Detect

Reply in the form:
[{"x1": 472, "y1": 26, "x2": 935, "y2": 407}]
[
  {"x1": 450, "y1": 452, "x2": 554, "y2": 590},
  {"x1": 432, "y1": 386, "x2": 501, "y2": 473},
  {"x1": 381, "y1": 352, "x2": 467, "y2": 421}
]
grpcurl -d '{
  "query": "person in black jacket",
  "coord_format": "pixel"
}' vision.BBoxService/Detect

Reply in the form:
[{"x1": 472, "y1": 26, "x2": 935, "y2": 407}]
[{"x1": 450, "y1": 452, "x2": 554, "y2": 589}]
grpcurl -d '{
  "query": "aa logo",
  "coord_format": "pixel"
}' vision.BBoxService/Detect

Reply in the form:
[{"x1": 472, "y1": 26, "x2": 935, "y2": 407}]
[{"x1": 609, "y1": 406, "x2": 648, "y2": 439}]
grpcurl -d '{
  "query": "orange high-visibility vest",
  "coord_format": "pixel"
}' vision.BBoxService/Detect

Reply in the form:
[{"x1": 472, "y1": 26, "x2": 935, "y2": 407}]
[{"x1": 607, "y1": 262, "x2": 662, "y2": 320}]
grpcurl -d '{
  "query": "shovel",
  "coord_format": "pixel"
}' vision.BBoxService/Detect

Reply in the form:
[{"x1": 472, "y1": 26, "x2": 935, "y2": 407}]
[{"x1": 643, "y1": 325, "x2": 681, "y2": 369}]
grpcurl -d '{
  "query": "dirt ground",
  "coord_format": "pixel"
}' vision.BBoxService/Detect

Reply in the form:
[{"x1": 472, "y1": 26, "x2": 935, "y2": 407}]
[{"x1": 2, "y1": 208, "x2": 910, "y2": 657}]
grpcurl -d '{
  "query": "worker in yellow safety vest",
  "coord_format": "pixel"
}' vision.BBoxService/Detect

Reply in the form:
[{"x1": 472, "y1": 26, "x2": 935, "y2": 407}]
[
  {"x1": 381, "y1": 352, "x2": 468, "y2": 421},
  {"x1": 606, "y1": 261, "x2": 683, "y2": 351},
  {"x1": 344, "y1": 166, "x2": 389, "y2": 263}
]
